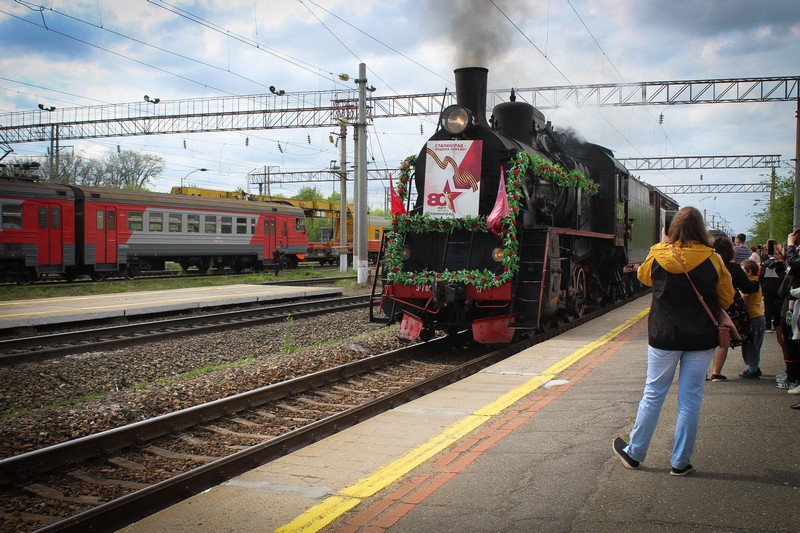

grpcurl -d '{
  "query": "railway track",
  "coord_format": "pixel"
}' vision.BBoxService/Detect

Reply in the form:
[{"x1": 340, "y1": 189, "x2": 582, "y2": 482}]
[
  {"x1": 0, "y1": 294, "x2": 371, "y2": 366},
  {"x1": 0, "y1": 295, "x2": 636, "y2": 532}
]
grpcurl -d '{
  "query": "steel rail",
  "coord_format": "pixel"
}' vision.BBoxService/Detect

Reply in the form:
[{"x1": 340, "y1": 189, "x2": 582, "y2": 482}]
[{"x1": 0, "y1": 295, "x2": 371, "y2": 365}]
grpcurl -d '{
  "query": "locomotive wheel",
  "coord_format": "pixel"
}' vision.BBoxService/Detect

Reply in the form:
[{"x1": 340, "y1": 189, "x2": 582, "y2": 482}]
[
  {"x1": 90, "y1": 271, "x2": 108, "y2": 282},
  {"x1": 17, "y1": 270, "x2": 37, "y2": 285},
  {"x1": 570, "y1": 266, "x2": 587, "y2": 318}
]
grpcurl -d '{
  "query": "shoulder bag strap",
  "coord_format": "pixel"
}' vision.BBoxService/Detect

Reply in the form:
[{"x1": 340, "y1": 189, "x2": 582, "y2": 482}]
[{"x1": 670, "y1": 244, "x2": 719, "y2": 327}]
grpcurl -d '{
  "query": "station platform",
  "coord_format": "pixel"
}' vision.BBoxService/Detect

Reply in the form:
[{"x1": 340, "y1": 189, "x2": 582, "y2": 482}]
[
  {"x1": 121, "y1": 296, "x2": 799, "y2": 532},
  {"x1": 0, "y1": 284, "x2": 343, "y2": 330}
]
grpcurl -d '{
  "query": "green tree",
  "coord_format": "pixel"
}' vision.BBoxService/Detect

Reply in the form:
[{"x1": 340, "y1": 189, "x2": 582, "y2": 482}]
[
  {"x1": 293, "y1": 186, "x2": 324, "y2": 201},
  {"x1": 34, "y1": 149, "x2": 164, "y2": 190},
  {"x1": 107, "y1": 149, "x2": 164, "y2": 190},
  {"x1": 748, "y1": 170, "x2": 795, "y2": 245}
]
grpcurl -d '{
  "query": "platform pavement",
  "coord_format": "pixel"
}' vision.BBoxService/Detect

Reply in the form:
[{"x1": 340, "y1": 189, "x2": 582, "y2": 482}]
[
  {"x1": 122, "y1": 297, "x2": 799, "y2": 532},
  {"x1": 0, "y1": 284, "x2": 343, "y2": 330}
]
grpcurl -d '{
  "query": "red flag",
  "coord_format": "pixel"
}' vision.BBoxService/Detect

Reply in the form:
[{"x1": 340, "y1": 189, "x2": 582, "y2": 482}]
[
  {"x1": 389, "y1": 172, "x2": 407, "y2": 216},
  {"x1": 487, "y1": 167, "x2": 510, "y2": 236}
]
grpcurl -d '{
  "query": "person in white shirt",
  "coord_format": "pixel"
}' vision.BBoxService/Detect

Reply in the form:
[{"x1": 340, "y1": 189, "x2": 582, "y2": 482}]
[{"x1": 749, "y1": 246, "x2": 761, "y2": 264}]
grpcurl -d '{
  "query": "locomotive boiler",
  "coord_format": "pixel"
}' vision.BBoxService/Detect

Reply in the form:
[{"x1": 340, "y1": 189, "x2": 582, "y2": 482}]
[{"x1": 376, "y1": 67, "x2": 677, "y2": 344}]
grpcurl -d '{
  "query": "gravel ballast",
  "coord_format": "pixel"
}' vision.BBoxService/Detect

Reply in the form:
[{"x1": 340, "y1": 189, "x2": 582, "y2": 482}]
[{"x1": 0, "y1": 309, "x2": 407, "y2": 459}]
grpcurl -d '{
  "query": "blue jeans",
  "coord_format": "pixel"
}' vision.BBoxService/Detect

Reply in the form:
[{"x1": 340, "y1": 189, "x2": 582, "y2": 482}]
[
  {"x1": 625, "y1": 345, "x2": 714, "y2": 469},
  {"x1": 742, "y1": 316, "x2": 765, "y2": 368}
]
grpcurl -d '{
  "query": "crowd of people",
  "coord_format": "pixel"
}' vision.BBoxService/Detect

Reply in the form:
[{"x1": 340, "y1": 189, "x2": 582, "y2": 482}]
[
  {"x1": 613, "y1": 209, "x2": 799, "y2": 478},
  {"x1": 714, "y1": 231, "x2": 800, "y2": 410}
]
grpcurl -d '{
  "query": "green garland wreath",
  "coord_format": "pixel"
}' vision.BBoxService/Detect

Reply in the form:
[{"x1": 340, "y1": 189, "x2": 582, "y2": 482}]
[{"x1": 384, "y1": 151, "x2": 597, "y2": 290}]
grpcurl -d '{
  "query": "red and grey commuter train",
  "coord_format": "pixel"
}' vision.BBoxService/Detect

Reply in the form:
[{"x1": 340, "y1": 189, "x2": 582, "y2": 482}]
[
  {"x1": 0, "y1": 178, "x2": 308, "y2": 283},
  {"x1": 376, "y1": 67, "x2": 678, "y2": 344}
]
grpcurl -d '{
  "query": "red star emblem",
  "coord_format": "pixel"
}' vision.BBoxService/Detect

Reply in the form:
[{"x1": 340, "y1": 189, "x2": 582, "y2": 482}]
[{"x1": 442, "y1": 181, "x2": 463, "y2": 213}]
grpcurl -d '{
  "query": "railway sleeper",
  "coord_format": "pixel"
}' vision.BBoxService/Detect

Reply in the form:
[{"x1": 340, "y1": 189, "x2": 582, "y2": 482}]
[
  {"x1": 22, "y1": 482, "x2": 104, "y2": 505},
  {"x1": 143, "y1": 445, "x2": 216, "y2": 463},
  {"x1": 201, "y1": 424, "x2": 274, "y2": 440},
  {"x1": 68, "y1": 469, "x2": 149, "y2": 491}
]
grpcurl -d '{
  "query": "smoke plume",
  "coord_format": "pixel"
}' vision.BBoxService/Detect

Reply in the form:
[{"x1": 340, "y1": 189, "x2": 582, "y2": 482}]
[{"x1": 425, "y1": 0, "x2": 531, "y2": 66}]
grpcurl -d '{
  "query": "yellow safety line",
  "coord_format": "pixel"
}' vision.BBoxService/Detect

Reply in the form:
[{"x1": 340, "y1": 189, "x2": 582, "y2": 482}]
[{"x1": 277, "y1": 308, "x2": 649, "y2": 532}]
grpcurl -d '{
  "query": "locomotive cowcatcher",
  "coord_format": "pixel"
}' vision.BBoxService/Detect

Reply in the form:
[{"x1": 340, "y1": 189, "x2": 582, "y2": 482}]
[{"x1": 375, "y1": 67, "x2": 677, "y2": 344}]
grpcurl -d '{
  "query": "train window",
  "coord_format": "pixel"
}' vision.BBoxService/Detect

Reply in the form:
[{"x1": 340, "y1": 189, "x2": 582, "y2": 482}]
[
  {"x1": 169, "y1": 213, "x2": 182, "y2": 232},
  {"x1": 187, "y1": 214, "x2": 200, "y2": 233},
  {"x1": 1, "y1": 204, "x2": 22, "y2": 229},
  {"x1": 203, "y1": 215, "x2": 217, "y2": 233},
  {"x1": 374, "y1": 229, "x2": 380, "y2": 239},
  {"x1": 148, "y1": 212, "x2": 163, "y2": 232},
  {"x1": 249, "y1": 218, "x2": 256, "y2": 234},
  {"x1": 295, "y1": 218, "x2": 306, "y2": 232},
  {"x1": 235, "y1": 217, "x2": 248, "y2": 234},
  {"x1": 52, "y1": 208, "x2": 61, "y2": 229},
  {"x1": 107, "y1": 210, "x2": 115, "y2": 230},
  {"x1": 221, "y1": 216, "x2": 232, "y2": 234},
  {"x1": 129, "y1": 211, "x2": 143, "y2": 231},
  {"x1": 96, "y1": 210, "x2": 105, "y2": 231},
  {"x1": 38, "y1": 207, "x2": 47, "y2": 229}
]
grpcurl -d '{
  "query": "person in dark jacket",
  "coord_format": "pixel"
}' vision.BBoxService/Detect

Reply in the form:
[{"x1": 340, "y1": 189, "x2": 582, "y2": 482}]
[
  {"x1": 759, "y1": 241, "x2": 786, "y2": 331},
  {"x1": 708, "y1": 237, "x2": 760, "y2": 381},
  {"x1": 613, "y1": 206, "x2": 734, "y2": 476},
  {"x1": 780, "y1": 231, "x2": 800, "y2": 408},
  {"x1": 272, "y1": 247, "x2": 283, "y2": 276}
]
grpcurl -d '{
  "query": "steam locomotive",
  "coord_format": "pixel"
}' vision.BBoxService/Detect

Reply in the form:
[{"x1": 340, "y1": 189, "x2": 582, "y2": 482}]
[{"x1": 376, "y1": 67, "x2": 677, "y2": 344}]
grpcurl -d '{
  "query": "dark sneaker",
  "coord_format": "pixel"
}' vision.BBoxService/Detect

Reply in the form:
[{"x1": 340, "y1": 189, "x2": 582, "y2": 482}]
[
  {"x1": 740, "y1": 368, "x2": 760, "y2": 379},
  {"x1": 612, "y1": 437, "x2": 639, "y2": 469},
  {"x1": 710, "y1": 374, "x2": 727, "y2": 382},
  {"x1": 670, "y1": 464, "x2": 694, "y2": 476},
  {"x1": 790, "y1": 401, "x2": 800, "y2": 410}
]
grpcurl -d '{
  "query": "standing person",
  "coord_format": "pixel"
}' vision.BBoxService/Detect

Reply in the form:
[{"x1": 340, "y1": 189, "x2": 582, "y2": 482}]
[
  {"x1": 749, "y1": 246, "x2": 761, "y2": 265},
  {"x1": 272, "y1": 247, "x2": 283, "y2": 276},
  {"x1": 739, "y1": 259, "x2": 766, "y2": 378},
  {"x1": 759, "y1": 239, "x2": 785, "y2": 331},
  {"x1": 780, "y1": 231, "x2": 800, "y2": 407},
  {"x1": 708, "y1": 237, "x2": 759, "y2": 381},
  {"x1": 612, "y1": 207, "x2": 734, "y2": 476},
  {"x1": 734, "y1": 233, "x2": 751, "y2": 264}
]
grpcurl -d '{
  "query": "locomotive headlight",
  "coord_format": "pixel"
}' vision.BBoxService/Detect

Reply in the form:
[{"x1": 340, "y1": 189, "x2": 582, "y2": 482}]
[
  {"x1": 492, "y1": 248, "x2": 505, "y2": 262},
  {"x1": 401, "y1": 246, "x2": 412, "y2": 261},
  {"x1": 441, "y1": 105, "x2": 472, "y2": 135}
]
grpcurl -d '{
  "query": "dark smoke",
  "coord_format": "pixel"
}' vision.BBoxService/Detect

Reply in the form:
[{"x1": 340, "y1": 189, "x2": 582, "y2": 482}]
[{"x1": 425, "y1": 0, "x2": 531, "y2": 66}]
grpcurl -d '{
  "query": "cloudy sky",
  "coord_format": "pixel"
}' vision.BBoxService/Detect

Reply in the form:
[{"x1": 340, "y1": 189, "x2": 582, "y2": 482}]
[{"x1": 1, "y1": 0, "x2": 798, "y2": 236}]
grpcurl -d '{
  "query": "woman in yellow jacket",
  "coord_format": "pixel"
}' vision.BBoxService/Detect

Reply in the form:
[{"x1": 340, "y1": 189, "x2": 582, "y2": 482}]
[{"x1": 613, "y1": 206, "x2": 734, "y2": 476}]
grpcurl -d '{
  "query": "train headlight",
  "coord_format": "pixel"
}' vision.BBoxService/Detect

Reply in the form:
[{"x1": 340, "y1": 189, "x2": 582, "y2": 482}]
[
  {"x1": 492, "y1": 248, "x2": 505, "y2": 262},
  {"x1": 441, "y1": 105, "x2": 472, "y2": 135},
  {"x1": 401, "y1": 246, "x2": 412, "y2": 261}
]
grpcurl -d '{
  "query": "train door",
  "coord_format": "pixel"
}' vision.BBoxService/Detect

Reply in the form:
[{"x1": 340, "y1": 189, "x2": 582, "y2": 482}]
[
  {"x1": 93, "y1": 206, "x2": 118, "y2": 265},
  {"x1": 278, "y1": 218, "x2": 288, "y2": 248},
  {"x1": 36, "y1": 202, "x2": 63, "y2": 266},
  {"x1": 264, "y1": 216, "x2": 277, "y2": 254}
]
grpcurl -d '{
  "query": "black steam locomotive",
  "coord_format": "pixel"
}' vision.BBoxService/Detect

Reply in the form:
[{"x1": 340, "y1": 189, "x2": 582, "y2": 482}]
[{"x1": 375, "y1": 67, "x2": 677, "y2": 344}]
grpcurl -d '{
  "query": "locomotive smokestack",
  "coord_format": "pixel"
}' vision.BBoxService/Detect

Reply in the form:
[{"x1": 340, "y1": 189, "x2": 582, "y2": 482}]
[{"x1": 454, "y1": 67, "x2": 489, "y2": 127}]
